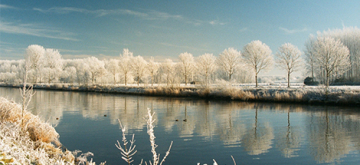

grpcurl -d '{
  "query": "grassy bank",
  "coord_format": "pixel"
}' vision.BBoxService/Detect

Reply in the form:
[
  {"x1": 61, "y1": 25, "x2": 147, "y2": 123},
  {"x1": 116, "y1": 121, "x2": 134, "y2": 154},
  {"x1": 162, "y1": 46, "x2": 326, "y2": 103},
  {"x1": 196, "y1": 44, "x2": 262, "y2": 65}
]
[
  {"x1": 0, "y1": 84, "x2": 360, "y2": 106},
  {"x1": 1, "y1": 83, "x2": 359, "y2": 106},
  {"x1": 0, "y1": 97, "x2": 104, "y2": 165}
]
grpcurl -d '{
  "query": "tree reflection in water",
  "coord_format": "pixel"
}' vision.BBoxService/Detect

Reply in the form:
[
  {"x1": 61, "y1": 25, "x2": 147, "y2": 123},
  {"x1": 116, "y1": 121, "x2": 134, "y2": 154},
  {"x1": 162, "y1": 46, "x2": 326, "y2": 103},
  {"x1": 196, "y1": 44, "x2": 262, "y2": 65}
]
[
  {"x1": 276, "y1": 109, "x2": 301, "y2": 158},
  {"x1": 242, "y1": 106, "x2": 274, "y2": 155},
  {"x1": 308, "y1": 108, "x2": 353, "y2": 163},
  {"x1": 1, "y1": 87, "x2": 360, "y2": 164}
]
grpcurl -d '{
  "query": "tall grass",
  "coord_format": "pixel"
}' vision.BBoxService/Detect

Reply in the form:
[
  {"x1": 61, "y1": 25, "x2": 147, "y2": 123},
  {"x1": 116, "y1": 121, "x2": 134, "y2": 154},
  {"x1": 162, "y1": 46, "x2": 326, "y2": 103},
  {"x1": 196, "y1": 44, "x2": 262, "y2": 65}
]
[
  {"x1": 0, "y1": 97, "x2": 104, "y2": 165},
  {"x1": 0, "y1": 120, "x2": 74, "y2": 164},
  {"x1": 116, "y1": 108, "x2": 173, "y2": 165}
]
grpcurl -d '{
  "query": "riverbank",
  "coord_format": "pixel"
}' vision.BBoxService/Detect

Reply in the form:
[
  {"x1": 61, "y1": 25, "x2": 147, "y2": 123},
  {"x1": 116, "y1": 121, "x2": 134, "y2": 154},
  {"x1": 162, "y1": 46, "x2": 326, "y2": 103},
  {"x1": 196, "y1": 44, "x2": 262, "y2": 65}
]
[
  {"x1": 1, "y1": 83, "x2": 359, "y2": 106},
  {"x1": 0, "y1": 97, "x2": 104, "y2": 165}
]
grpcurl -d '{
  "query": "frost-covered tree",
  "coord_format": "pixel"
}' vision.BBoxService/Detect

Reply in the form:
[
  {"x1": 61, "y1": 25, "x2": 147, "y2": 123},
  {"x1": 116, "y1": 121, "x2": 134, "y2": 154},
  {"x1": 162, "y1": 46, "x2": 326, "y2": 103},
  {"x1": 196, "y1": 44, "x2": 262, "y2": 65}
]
[
  {"x1": 304, "y1": 35, "x2": 317, "y2": 79},
  {"x1": 25, "y1": 45, "x2": 45, "y2": 83},
  {"x1": 106, "y1": 59, "x2": 120, "y2": 84},
  {"x1": 74, "y1": 59, "x2": 91, "y2": 85},
  {"x1": 119, "y1": 49, "x2": 133, "y2": 85},
  {"x1": 178, "y1": 52, "x2": 195, "y2": 85},
  {"x1": 275, "y1": 43, "x2": 302, "y2": 87},
  {"x1": 147, "y1": 57, "x2": 159, "y2": 86},
  {"x1": 43, "y1": 49, "x2": 63, "y2": 83},
  {"x1": 197, "y1": 53, "x2": 217, "y2": 86},
  {"x1": 312, "y1": 37, "x2": 350, "y2": 86},
  {"x1": 63, "y1": 66, "x2": 77, "y2": 84},
  {"x1": 216, "y1": 48, "x2": 241, "y2": 81},
  {"x1": 131, "y1": 55, "x2": 148, "y2": 86},
  {"x1": 85, "y1": 57, "x2": 105, "y2": 84},
  {"x1": 0, "y1": 60, "x2": 21, "y2": 84},
  {"x1": 317, "y1": 27, "x2": 360, "y2": 82},
  {"x1": 243, "y1": 40, "x2": 274, "y2": 87},
  {"x1": 161, "y1": 59, "x2": 175, "y2": 86}
]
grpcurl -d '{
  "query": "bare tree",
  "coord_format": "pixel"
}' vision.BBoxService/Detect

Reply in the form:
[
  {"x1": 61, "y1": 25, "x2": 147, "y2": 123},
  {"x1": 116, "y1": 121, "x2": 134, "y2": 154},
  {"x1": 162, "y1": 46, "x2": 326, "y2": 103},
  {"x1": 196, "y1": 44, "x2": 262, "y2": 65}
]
[
  {"x1": 131, "y1": 55, "x2": 148, "y2": 86},
  {"x1": 119, "y1": 49, "x2": 133, "y2": 86},
  {"x1": 178, "y1": 52, "x2": 195, "y2": 85},
  {"x1": 216, "y1": 48, "x2": 241, "y2": 81},
  {"x1": 243, "y1": 40, "x2": 274, "y2": 87},
  {"x1": 312, "y1": 37, "x2": 350, "y2": 86},
  {"x1": 275, "y1": 43, "x2": 302, "y2": 87},
  {"x1": 147, "y1": 57, "x2": 159, "y2": 86},
  {"x1": 196, "y1": 53, "x2": 217, "y2": 86}
]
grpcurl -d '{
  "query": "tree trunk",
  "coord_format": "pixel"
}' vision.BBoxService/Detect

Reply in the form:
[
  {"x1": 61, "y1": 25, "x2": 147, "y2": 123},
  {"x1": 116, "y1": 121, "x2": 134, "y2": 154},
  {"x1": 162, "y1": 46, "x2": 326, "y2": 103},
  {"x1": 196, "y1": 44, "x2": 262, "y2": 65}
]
[
  {"x1": 151, "y1": 72, "x2": 154, "y2": 86},
  {"x1": 137, "y1": 73, "x2": 140, "y2": 86},
  {"x1": 124, "y1": 73, "x2": 127, "y2": 86},
  {"x1": 185, "y1": 73, "x2": 187, "y2": 85},
  {"x1": 287, "y1": 71, "x2": 290, "y2": 88},
  {"x1": 113, "y1": 73, "x2": 116, "y2": 85},
  {"x1": 326, "y1": 70, "x2": 330, "y2": 87},
  {"x1": 255, "y1": 74, "x2": 258, "y2": 87}
]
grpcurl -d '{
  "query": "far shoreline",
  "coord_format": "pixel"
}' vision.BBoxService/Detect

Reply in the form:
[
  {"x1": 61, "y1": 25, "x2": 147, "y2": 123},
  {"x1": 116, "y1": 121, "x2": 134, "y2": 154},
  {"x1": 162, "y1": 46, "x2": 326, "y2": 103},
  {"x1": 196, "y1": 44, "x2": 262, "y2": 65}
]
[{"x1": 0, "y1": 83, "x2": 359, "y2": 107}]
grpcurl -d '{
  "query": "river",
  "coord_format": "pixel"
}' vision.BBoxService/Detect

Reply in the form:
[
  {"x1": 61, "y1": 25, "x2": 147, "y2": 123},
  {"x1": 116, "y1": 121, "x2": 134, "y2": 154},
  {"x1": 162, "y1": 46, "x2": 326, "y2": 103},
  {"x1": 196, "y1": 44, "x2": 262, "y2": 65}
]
[{"x1": 1, "y1": 87, "x2": 360, "y2": 165}]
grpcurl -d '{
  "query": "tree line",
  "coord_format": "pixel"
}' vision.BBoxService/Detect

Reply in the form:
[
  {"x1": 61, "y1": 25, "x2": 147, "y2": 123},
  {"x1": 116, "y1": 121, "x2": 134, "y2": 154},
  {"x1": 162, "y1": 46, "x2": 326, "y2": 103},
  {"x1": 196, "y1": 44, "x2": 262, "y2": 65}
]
[{"x1": 1, "y1": 27, "x2": 359, "y2": 87}]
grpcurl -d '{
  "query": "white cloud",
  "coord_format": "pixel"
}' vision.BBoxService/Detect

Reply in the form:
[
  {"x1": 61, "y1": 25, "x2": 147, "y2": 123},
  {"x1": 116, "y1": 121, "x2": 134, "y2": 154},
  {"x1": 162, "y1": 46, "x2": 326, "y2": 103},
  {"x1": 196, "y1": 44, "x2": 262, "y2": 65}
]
[
  {"x1": 0, "y1": 4, "x2": 18, "y2": 10},
  {"x1": 209, "y1": 20, "x2": 225, "y2": 26},
  {"x1": 33, "y1": 7, "x2": 224, "y2": 26},
  {"x1": 279, "y1": 27, "x2": 308, "y2": 34},
  {"x1": 0, "y1": 20, "x2": 78, "y2": 41},
  {"x1": 33, "y1": 7, "x2": 180, "y2": 20}
]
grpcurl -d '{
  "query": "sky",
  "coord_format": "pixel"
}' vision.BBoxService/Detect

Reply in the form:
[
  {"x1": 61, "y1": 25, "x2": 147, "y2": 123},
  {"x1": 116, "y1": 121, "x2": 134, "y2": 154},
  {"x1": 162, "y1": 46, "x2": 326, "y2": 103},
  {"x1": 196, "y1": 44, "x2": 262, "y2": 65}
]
[{"x1": 1, "y1": 0, "x2": 359, "y2": 76}]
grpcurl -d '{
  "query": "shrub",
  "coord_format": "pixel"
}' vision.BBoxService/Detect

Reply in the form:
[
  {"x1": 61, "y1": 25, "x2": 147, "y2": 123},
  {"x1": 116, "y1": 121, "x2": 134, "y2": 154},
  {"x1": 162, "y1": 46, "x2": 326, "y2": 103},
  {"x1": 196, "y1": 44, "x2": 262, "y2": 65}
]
[{"x1": 304, "y1": 77, "x2": 319, "y2": 86}]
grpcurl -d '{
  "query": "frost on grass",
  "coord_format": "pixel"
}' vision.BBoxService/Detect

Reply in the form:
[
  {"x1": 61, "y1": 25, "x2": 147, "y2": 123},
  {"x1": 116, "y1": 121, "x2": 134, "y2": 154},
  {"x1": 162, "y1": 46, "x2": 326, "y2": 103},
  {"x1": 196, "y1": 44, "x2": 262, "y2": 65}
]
[
  {"x1": 0, "y1": 121, "x2": 74, "y2": 164},
  {"x1": 0, "y1": 97, "x2": 104, "y2": 165}
]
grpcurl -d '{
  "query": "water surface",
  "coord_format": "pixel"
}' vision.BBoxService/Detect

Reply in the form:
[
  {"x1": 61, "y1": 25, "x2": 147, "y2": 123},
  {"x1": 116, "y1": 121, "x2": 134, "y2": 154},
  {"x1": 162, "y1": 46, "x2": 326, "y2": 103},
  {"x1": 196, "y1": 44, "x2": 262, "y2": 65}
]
[{"x1": 1, "y1": 87, "x2": 360, "y2": 165}]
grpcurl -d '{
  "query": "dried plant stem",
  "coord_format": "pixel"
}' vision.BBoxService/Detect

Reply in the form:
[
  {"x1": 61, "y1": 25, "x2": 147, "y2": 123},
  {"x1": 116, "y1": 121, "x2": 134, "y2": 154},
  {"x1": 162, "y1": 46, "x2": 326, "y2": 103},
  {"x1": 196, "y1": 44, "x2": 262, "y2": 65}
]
[
  {"x1": 20, "y1": 66, "x2": 35, "y2": 129},
  {"x1": 231, "y1": 155, "x2": 236, "y2": 165},
  {"x1": 115, "y1": 119, "x2": 137, "y2": 165},
  {"x1": 159, "y1": 141, "x2": 173, "y2": 165},
  {"x1": 145, "y1": 108, "x2": 173, "y2": 165}
]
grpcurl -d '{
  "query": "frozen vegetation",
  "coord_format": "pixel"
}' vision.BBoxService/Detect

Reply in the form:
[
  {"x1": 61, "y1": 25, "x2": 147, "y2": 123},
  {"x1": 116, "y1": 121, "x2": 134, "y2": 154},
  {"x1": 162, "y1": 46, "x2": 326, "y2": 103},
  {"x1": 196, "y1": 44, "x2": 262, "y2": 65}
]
[
  {"x1": 1, "y1": 27, "x2": 360, "y2": 88},
  {"x1": 0, "y1": 27, "x2": 359, "y2": 106},
  {"x1": 1, "y1": 82, "x2": 359, "y2": 106},
  {"x1": 0, "y1": 97, "x2": 103, "y2": 165}
]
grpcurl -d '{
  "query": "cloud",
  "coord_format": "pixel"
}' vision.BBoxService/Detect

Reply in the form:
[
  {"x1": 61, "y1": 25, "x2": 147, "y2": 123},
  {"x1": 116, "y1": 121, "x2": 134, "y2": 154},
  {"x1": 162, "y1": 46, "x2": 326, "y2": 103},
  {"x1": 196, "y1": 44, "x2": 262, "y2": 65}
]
[
  {"x1": 0, "y1": 20, "x2": 78, "y2": 41},
  {"x1": 33, "y1": 7, "x2": 181, "y2": 20},
  {"x1": 0, "y1": 4, "x2": 18, "y2": 10},
  {"x1": 279, "y1": 27, "x2": 308, "y2": 34},
  {"x1": 209, "y1": 20, "x2": 225, "y2": 26},
  {"x1": 33, "y1": 7, "x2": 88, "y2": 14},
  {"x1": 33, "y1": 7, "x2": 224, "y2": 26}
]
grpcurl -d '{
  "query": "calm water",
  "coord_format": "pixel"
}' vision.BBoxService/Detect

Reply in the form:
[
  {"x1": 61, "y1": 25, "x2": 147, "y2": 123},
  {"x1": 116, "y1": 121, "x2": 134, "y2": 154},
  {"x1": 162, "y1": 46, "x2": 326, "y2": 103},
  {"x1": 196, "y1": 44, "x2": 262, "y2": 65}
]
[{"x1": 1, "y1": 87, "x2": 360, "y2": 165}]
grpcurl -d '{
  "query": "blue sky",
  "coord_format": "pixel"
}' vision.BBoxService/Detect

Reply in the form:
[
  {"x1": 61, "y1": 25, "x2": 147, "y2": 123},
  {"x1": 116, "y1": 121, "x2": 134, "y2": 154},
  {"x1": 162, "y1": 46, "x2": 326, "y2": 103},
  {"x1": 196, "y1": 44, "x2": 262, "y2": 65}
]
[{"x1": 1, "y1": 0, "x2": 359, "y2": 76}]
